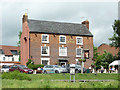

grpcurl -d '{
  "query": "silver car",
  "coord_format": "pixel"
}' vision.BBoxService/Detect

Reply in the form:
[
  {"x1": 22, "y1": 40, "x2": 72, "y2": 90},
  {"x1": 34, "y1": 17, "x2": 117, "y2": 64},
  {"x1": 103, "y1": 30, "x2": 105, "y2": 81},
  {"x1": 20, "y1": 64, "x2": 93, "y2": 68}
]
[
  {"x1": 43, "y1": 65, "x2": 67, "y2": 74},
  {"x1": 1, "y1": 65, "x2": 10, "y2": 72}
]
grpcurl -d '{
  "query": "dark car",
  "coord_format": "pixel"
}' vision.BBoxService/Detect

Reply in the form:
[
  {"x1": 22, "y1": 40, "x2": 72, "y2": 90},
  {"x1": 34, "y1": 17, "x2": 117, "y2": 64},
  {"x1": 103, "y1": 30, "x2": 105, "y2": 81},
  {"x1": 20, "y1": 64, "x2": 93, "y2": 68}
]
[
  {"x1": 66, "y1": 64, "x2": 87, "y2": 73},
  {"x1": 9, "y1": 65, "x2": 33, "y2": 74}
]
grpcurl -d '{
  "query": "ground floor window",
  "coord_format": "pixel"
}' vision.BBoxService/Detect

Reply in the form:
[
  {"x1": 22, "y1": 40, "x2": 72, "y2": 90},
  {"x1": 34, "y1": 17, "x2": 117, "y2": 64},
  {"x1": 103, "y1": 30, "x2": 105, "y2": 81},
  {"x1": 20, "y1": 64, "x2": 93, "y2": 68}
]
[{"x1": 41, "y1": 58, "x2": 50, "y2": 65}]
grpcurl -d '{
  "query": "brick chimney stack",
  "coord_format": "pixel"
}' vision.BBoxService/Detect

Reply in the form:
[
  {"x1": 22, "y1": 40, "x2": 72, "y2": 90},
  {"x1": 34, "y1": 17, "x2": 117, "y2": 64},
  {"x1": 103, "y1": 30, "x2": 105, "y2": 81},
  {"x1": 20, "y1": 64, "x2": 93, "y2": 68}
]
[
  {"x1": 22, "y1": 13, "x2": 28, "y2": 23},
  {"x1": 82, "y1": 19, "x2": 89, "y2": 30}
]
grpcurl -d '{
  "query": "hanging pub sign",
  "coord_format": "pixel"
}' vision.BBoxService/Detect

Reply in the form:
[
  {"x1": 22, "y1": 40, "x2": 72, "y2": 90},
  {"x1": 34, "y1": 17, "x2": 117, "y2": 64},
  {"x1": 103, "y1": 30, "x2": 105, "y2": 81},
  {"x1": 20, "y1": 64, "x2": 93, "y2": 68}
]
[{"x1": 84, "y1": 50, "x2": 89, "y2": 59}]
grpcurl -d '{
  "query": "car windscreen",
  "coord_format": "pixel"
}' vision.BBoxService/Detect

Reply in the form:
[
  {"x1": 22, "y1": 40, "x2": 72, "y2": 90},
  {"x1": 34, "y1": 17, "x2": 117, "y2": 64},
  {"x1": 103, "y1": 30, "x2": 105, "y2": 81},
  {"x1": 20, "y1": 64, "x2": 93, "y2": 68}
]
[
  {"x1": 19, "y1": 65, "x2": 28, "y2": 69},
  {"x1": 2, "y1": 65, "x2": 9, "y2": 68},
  {"x1": 76, "y1": 65, "x2": 81, "y2": 68},
  {"x1": 54, "y1": 65, "x2": 61, "y2": 68}
]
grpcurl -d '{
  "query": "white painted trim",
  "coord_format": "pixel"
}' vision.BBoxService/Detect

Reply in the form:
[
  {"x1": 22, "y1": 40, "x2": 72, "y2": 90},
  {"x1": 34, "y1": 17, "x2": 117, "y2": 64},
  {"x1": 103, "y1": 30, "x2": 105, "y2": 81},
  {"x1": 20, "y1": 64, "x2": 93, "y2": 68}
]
[
  {"x1": 76, "y1": 37, "x2": 83, "y2": 45},
  {"x1": 41, "y1": 34, "x2": 49, "y2": 43},
  {"x1": 41, "y1": 58, "x2": 50, "y2": 65},
  {"x1": 41, "y1": 46, "x2": 50, "y2": 56},
  {"x1": 59, "y1": 47, "x2": 67, "y2": 56},
  {"x1": 76, "y1": 48, "x2": 82, "y2": 57},
  {"x1": 59, "y1": 35, "x2": 66, "y2": 44}
]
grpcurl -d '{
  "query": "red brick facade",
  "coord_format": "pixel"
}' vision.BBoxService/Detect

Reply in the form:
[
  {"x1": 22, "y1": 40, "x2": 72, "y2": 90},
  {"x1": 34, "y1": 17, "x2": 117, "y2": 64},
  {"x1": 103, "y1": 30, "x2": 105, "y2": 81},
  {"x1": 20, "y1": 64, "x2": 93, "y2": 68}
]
[
  {"x1": 21, "y1": 14, "x2": 94, "y2": 69},
  {"x1": 97, "y1": 43, "x2": 119, "y2": 56}
]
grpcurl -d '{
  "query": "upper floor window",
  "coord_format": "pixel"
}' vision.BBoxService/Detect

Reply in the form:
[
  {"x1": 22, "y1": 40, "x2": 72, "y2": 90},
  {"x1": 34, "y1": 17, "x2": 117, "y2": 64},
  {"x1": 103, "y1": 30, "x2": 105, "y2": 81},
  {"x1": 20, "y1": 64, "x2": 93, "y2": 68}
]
[
  {"x1": 0, "y1": 49, "x2": 4, "y2": 54},
  {"x1": 3, "y1": 57, "x2": 5, "y2": 61},
  {"x1": 76, "y1": 48, "x2": 82, "y2": 57},
  {"x1": 59, "y1": 47, "x2": 67, "y2": 56},
  {"x1": 59, "y1": 35, "x2": 66, "y2": 44},
  {"x1": 11, "y1": 50, "x2": 18, "y2": 55},
  {"x1": 76, "y1": 37, "x2": 83, "y2": 45},
  {"x1": 41, "y1": 46, "x2": 49, "y2": 56},
  {"x1": 42, "y1": 34, "x2": 49, "y2": 43}
]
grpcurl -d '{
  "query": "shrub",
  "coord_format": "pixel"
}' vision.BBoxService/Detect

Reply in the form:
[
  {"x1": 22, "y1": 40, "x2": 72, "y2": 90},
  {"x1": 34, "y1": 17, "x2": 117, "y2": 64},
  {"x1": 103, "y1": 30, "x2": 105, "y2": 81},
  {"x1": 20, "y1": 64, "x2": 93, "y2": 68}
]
[
  {"x1": 26, "y1": 59, "x2": 32, "y2": 66},
  {"x1": 28, "y1": 64, "x2": 44, "y2": 70},
  {"x1": 2, "y1": 70, "x2": 31, "y2": 81}
]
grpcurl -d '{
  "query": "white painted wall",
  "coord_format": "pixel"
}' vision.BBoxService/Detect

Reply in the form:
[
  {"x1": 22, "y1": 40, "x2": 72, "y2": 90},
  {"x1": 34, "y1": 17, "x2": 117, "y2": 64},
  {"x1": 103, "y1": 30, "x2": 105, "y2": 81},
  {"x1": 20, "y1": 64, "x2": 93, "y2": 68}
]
[{"x1": 0, "y1": 54, "x2": 19, "y2": 66}]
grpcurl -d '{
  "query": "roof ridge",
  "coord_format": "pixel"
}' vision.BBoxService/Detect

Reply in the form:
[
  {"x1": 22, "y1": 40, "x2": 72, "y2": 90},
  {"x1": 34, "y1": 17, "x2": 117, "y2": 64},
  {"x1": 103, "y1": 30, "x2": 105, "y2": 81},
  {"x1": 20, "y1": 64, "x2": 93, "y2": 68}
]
[{"x1": 28, "y1": 19, "x2": 83, "y2": 25}]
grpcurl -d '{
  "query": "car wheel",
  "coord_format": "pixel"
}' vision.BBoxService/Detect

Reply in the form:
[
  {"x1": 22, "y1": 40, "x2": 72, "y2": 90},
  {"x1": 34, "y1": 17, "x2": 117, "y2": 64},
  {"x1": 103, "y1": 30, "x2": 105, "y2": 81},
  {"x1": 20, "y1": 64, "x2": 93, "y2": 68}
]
[
  {"x1": 75, "y1": 70, "x2": 79, "y2": 73},
  {"x1": 44, "y1": 71, "x2": 47, "y2": 74},
  {"x1": 55, "y1": 70, "x2": 59, "y2": 73}
]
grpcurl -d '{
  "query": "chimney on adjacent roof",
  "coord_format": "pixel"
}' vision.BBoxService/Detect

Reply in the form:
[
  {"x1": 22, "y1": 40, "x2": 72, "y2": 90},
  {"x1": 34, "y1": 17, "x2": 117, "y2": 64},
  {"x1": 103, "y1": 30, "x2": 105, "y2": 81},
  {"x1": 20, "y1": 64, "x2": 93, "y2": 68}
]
[
  {"x1": 22, "y1": 13, "x2": 28, "y2": 23},
  {"x1": 82, "y1": 19, "x2": 89, "y2": 30}
]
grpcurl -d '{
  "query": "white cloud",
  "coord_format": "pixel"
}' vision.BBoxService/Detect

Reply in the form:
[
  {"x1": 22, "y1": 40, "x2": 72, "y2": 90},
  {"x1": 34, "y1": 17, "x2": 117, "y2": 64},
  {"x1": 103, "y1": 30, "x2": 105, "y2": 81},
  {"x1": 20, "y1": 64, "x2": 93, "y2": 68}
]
[{"x1": 1, "y1": 1, "x2": 118, "y2": 47}]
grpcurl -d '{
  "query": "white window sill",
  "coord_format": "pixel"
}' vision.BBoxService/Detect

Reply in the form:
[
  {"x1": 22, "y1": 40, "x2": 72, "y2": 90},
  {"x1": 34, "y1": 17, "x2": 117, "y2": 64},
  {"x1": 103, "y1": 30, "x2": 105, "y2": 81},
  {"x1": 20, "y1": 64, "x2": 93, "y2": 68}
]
[
  {"x1": 59, "y1": 42, "x2": 66, "y2": 44},
  {"x1": 76, "y1": 55, "x2": 82, "y2": 57},
  {"x1": 59, "y1": 55, "x2": 67, "y2": 57},
  {"x1": 41, "y1": 54, "x2": 49, "y2": 56},
  {"x1": 42, "y1": 41, "x2": 49, "y2": 43},
  {"x1": 76, "y1": 43, "x2": 83, "y2": 45}
]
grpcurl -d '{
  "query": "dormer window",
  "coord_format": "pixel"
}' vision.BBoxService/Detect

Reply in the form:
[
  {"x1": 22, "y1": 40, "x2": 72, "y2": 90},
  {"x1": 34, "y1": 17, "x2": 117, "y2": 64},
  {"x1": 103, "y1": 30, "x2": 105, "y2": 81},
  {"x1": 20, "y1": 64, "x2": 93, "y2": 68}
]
[
  {"x1": 59, "y1": 35, "x2": 66, "y2": 44},
  {"x1": 0, "y1": 49, "x2": 4, "y2": 54},
  {"x1": 11, "y1": 50, "x2": 18, "y2": 55},
  {"x1": 42, "y1": 34, "x2": 49, "y2": 43}
]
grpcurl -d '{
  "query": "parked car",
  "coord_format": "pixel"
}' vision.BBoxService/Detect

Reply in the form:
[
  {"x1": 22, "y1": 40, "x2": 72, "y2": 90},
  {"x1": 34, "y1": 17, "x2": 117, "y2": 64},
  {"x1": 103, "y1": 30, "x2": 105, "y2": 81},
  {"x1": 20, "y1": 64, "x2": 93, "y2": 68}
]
[
  {"x1": 66, "y1": 64, "x2": 87, "y2": 73},
  {"x1": 1, "y1": 65, "x2": 10, "y2": 73},
  {"x1": 9, "y1": 65, "x2": 33, "y2": 74},
  {"x1": 43, "y1": 65, "x2": 67, "y2": 74}
]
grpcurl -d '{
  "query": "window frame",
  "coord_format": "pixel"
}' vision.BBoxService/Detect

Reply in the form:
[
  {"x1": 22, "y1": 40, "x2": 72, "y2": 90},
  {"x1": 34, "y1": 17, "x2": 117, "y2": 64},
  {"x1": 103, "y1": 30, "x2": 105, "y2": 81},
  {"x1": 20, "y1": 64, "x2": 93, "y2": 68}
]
[
  {"x1": 41, "y1": 46, "x2": 50, "y2": 56},
  {"x1": 59, "y1": 35, "x2": 66, "y2": 44},
  {"x1": 76, "y1": 48, "x2": 82, "y2": 57},
  {"x1": 41, "y1": 34, "x2": 49, "y2": 43},
  {"x1": 41, "y1": 58, "x2": 50, "y2": 65},
  {"x1": 76, "y1": 37, "x2": 83, "y2": 45},
  {"x1": 59, "y1": 47, "x2": 67, "y2": 56}
]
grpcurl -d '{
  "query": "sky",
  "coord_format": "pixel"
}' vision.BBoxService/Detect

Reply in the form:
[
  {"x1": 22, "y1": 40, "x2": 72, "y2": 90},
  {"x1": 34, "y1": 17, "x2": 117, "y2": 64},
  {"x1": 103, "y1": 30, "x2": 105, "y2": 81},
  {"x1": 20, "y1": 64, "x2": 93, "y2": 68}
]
[{"x1": 0, "y1": 0, "x2": 118, "y2": 47}]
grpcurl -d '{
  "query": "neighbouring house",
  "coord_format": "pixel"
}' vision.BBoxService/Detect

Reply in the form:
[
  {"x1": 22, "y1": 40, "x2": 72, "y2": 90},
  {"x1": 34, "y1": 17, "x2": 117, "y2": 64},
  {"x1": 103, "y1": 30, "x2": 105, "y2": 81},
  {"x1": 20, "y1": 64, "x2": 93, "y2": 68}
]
[
  {"x1": 97, "y1": 43, "x2": 119, "y2": 56},
  {"x1": 0, "y1": 45, "x2": 20, "y2": 68},
  {"x1": 21, "y1": 13, "x2": 94, "y2": 69}
]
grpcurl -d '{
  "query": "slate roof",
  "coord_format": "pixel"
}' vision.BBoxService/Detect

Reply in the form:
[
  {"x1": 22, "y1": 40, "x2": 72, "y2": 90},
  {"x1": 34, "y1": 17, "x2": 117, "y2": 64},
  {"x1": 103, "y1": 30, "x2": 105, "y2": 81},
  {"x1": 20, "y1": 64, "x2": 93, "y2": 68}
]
[
  {"x1": 0, "y1": 45, "x2": 20, "y2": 56},
  {"x1": 28, "y1": 19, "x2": 93, "y2": 36}
]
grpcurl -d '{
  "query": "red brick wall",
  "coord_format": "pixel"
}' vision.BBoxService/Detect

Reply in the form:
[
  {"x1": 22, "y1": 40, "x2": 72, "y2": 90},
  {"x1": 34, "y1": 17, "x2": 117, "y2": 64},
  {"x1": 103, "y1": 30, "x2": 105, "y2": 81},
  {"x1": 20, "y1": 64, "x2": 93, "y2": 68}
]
[
  {"x1": 29, "y1": 33, "x2": 93, "y2": 69},
  {"x1": 97, "y1": 44, "x2": 119, "y2": 56},
  {"x1": 20, "y1": 18, "x2": 30, "y2": 66}
]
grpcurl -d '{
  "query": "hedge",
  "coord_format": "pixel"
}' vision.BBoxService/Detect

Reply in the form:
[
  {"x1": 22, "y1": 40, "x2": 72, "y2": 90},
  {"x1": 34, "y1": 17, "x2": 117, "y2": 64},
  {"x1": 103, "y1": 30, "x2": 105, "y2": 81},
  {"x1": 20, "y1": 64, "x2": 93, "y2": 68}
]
[
  {"x1": 27, "y1": 64, "x2": 44, "y2": 70},
  {"x1": 2, "y1": 70, "x2": 31, "y2": 81}
]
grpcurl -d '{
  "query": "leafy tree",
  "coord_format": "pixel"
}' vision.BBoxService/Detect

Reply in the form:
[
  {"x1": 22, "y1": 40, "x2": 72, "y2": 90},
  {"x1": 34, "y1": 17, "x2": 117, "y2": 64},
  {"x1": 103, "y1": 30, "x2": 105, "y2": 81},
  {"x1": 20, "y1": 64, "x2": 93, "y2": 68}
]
[
  {"x1": 109, "y1": 20, "x2": 120, "y2": 48},
  {"x1": 17, "y1": 31, "x2": 22, "y2": 47},
  {"x1": 100, "y1": 50, "x2": 114, "y2": 69},
  {"x1": 93, "y1": 46, "x2": 99, "y2": 61},
  {"x1": 17, "y1": 31, "x2": 22, "y2": 61},
  {"x1": 109, "y1": 20, "x2": 120, "y2": 59},
  {"x1": 95, "y1": 55, "x2": 102, "y2": 70}
]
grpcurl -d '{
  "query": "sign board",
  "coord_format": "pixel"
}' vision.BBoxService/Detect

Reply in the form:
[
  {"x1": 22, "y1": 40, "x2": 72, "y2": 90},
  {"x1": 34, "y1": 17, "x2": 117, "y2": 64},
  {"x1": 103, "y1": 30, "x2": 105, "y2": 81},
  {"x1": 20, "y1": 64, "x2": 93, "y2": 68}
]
[{"x1": 70, "y1": 64, "x2": 75, "y2": 75}]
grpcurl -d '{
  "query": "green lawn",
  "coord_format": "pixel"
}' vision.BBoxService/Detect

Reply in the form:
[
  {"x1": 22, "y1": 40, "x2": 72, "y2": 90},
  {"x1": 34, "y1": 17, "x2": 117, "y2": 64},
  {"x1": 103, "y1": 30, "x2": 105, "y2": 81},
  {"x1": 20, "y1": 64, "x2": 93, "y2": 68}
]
[{"x1": 1, "y1": 73, "x2": 119, "y2": 88}]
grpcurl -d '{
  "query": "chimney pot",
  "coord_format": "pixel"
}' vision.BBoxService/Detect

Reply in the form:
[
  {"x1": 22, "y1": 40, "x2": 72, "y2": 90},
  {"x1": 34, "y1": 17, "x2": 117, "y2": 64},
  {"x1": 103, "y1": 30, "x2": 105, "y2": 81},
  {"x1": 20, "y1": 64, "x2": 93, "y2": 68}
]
[
  {"x1": 82, "y1": 20, "x2": 89, "y2": 30},
  {"x1": 22, "y1": 13, "x2": 28, "y2": 23}
]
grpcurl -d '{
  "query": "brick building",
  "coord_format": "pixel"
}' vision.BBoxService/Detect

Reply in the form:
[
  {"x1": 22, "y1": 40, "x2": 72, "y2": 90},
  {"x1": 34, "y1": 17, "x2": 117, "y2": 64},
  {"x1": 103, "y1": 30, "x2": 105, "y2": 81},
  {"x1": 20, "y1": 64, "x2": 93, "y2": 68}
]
[
  {"x1": 21, "y1": 14, "x2": 94, "y2": 69},
  {"x1": 97, "y1": 43, "x2": 119, "y2": 56}
]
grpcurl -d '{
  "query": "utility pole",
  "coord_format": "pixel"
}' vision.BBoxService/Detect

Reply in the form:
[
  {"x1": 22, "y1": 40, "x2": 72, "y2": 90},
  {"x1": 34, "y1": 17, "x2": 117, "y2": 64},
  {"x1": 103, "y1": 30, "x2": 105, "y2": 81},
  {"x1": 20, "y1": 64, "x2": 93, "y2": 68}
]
[{"x1": 81, "y1": 47, "x2": 84, "y2": 74}]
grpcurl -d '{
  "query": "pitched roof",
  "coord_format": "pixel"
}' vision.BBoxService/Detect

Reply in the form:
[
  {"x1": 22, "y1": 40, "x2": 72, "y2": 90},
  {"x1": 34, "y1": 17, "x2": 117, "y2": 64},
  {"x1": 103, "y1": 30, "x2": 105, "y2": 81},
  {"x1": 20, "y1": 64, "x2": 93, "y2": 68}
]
[
  {"x1": 28, "y1": 19, "x2": 93, "y2": 36},
  {"x1": 0, "y1": 45, "x2": 20, "y2": 56}
]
